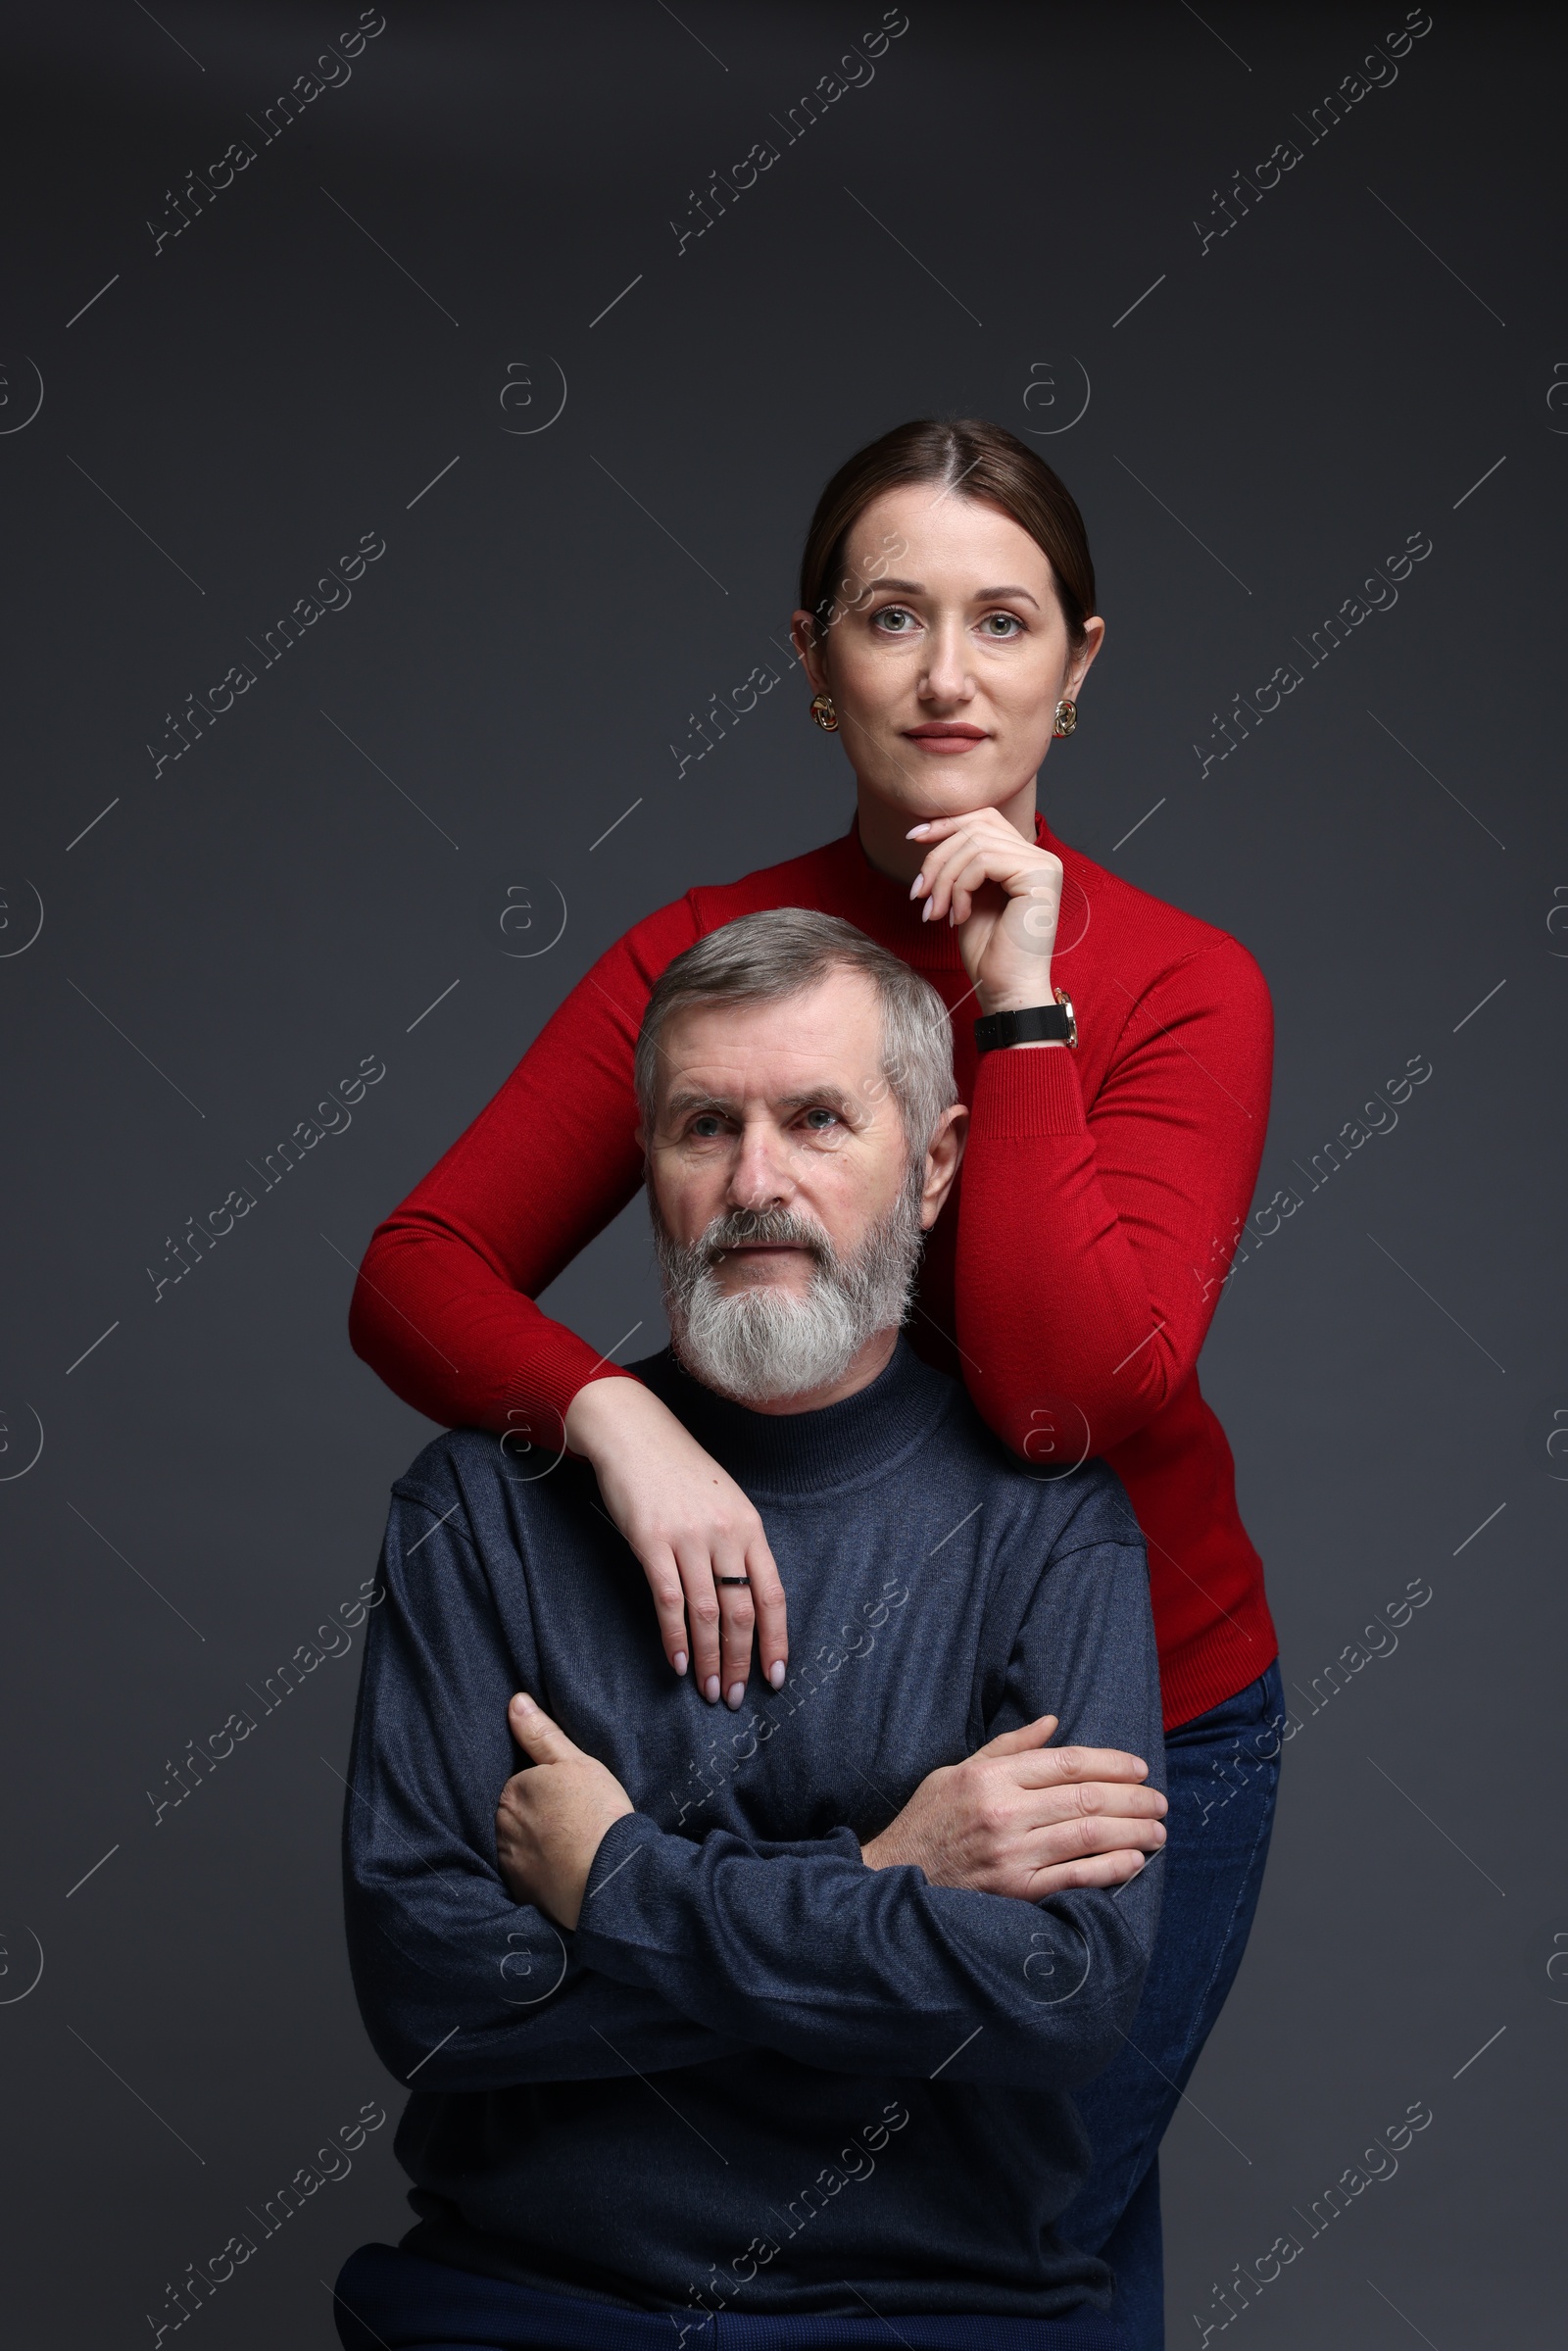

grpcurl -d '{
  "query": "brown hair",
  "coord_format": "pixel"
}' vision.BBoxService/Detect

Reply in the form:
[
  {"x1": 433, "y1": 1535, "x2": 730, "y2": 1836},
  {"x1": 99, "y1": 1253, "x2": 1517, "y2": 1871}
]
[{"x1": 798, "y1": 416, "x2": 1097, "y2": 650}]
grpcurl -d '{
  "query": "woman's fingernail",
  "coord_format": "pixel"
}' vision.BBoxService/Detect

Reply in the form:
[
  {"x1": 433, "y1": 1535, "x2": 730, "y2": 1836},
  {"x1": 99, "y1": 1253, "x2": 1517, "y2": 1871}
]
[
  {"x1": 672, "y1": 1651, "x2": 688, "y2": 1676},
  {"x1": 907, "y1": 822, "x2": 930, "y2": 836},
  {"x1": 726, "y1": 1683, "x2": 745, "y2": 1710},
  {"x1": 769, "y1": 1659, "x2": 787, "y2": 1690},
  {"x1": 703, "y1": 1675, "x2": 721, "y2": 1703}
]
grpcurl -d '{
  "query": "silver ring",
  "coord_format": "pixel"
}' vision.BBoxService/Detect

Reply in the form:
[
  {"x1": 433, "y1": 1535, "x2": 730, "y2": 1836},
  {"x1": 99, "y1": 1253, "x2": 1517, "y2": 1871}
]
[{"x1": 715, "y1": 1575, "x2": 751, "y2": 1587}]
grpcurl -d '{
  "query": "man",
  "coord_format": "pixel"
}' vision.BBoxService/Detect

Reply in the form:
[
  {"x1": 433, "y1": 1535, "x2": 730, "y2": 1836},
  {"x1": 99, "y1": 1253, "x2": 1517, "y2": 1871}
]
[{"x1": 334, "y1": 910, "x2": 1169, "y2": 2351}]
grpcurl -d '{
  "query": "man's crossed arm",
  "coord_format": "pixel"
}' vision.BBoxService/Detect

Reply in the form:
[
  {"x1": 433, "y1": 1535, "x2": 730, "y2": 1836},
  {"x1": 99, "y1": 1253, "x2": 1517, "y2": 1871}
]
[
  {"x1": 486, "y1": 1690, "x2": 1164, "y2": 2093},
  {"x1": 498, "y1": 1691, "x2": 1167, "y2": 1929}
]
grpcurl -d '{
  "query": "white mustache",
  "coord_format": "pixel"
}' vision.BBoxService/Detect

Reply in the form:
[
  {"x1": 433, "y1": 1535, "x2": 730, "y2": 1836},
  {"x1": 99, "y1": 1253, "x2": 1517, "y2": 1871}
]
[{"x1": 701, "y1": 1208, "x2": 834, "y2": 1265}]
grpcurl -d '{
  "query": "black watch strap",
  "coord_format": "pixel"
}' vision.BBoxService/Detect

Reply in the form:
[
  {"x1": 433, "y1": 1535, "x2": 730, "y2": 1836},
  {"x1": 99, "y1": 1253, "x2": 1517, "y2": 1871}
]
[{"x1": 974, "y1": 996, "x2": 1076, "y2": 1052}]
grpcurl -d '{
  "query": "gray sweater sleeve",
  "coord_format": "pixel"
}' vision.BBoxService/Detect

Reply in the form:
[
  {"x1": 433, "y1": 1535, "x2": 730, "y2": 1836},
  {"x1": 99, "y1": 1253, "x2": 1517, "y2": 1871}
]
[
  {"x1": 573, "y1": 1531, "x2": 1162, "y2": 2090},
  {"x1": 341, "y1": 1481, "x2": 746, "y2": 2092}
]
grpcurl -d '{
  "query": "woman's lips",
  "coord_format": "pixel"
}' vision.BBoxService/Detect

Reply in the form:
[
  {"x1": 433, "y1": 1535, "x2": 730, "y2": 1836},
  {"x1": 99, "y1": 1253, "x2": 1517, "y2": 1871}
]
[{"x1": 903, "y1": 725, "x2": 988, "y2": 754}]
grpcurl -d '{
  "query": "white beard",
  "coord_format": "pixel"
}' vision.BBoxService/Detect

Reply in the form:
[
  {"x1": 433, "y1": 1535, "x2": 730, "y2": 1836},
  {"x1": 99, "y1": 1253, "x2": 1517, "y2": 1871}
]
[{"x1": 653, "y1": 1197, "x2": 924, "y2": 1406}]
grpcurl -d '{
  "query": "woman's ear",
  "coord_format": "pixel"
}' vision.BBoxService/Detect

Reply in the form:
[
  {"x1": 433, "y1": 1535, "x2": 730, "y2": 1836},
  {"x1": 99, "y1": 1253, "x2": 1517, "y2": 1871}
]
[
  {"x1": 1064, "y1": 613, "x2": 1106, "y2": 703},
  {"x1": 790, "y1": 608, "x2": 828, "y2": 695},
  {"x1": 918, "y1": 1103, "x2": 968, "y2": 1230}
]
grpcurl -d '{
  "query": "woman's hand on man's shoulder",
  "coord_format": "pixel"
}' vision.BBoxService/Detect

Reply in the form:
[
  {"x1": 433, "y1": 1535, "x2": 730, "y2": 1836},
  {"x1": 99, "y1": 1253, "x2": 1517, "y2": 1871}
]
[{"x1": 564, "y1": 1376, "x2": 788, "y2": 1709}]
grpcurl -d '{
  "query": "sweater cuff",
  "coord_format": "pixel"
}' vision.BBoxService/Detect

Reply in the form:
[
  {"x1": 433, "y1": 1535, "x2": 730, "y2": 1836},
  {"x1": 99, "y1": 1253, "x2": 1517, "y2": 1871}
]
[
  {"x1": 969, "y1": 1042, "x2": 1090, "y2": 1140},
  {"x1": 572, "y1": 1812, "x2": 669, "y2": 1969},
  {"x1": 520, "y1": 1338, "x2": 646, "y2": 1456}
]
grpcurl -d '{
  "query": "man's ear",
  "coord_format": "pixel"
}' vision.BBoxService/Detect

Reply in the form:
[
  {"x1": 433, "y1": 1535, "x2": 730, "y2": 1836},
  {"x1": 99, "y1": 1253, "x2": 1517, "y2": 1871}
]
[{"x1": 918, "y1": 1104, "x2": 968, "y2": 1230}]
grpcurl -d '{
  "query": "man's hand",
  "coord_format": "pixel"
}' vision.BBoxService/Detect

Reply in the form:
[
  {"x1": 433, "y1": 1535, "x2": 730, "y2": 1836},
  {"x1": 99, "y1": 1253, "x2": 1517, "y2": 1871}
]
[
  {"x1": 495, "y1": 1694, "x2": 634, "y2": 1930},
  {"x1": 860, "y1": 1714, "x2": 1166, "y2": 1899}
]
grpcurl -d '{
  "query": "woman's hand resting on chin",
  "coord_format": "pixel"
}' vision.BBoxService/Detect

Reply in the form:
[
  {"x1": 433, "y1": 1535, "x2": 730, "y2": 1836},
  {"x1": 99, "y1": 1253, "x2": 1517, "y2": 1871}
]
[{"x1": 906, "y1": 806, "x2": 1065, "y2": 1022}]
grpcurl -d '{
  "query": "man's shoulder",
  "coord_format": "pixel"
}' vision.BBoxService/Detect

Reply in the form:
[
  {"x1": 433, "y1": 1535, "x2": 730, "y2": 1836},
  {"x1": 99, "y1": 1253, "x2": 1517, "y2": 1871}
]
[
  {"x1": 1037, "y1": 1456, "x2": 1147, "y2": 1555},
  {"x1": 944, "y1": 1390, "x2": 1148, "y2": 1555},
  {"x1": 393, "y1": 1424, "x2": 498, "y2": 1497},
  {"x1": 389, "y1": 1425, "x2": 588, "y2": 1542}
]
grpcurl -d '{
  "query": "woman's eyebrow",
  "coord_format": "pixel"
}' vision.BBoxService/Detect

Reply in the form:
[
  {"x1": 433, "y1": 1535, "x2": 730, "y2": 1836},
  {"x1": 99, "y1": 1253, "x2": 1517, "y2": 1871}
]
[{"x1": 866, "y1": 577, "x2": 1041, "y2": 609}]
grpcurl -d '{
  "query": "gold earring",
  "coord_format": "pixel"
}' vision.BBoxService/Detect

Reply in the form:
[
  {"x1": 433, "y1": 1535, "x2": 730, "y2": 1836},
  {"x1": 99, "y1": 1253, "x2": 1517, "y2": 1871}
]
[
  {"x1": 1054, "y1": 698, "x2": 1078, "y2": 738},
  {"x1": 809, "y1": 691, "x2": 839, "y2": 732}
]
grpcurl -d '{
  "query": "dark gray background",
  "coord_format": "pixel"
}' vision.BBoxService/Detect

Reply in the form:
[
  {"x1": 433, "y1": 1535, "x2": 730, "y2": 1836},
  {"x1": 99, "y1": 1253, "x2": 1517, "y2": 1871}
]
[{"x1": 1, "y1": 3, "x2": 1563, "y2": 2342}]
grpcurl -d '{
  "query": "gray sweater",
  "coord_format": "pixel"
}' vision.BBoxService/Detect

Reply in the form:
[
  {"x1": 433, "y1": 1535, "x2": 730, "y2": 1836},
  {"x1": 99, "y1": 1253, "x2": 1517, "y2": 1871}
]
[{"x1": 342, "y1": 1341, "x2": 1163, "y2": 2325}]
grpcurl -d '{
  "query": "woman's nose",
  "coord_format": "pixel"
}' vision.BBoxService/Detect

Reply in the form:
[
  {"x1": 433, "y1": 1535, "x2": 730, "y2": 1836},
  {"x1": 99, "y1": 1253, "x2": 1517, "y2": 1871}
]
[{"x1": 919, "y1": 619, "x2": 973, "y2": 703}]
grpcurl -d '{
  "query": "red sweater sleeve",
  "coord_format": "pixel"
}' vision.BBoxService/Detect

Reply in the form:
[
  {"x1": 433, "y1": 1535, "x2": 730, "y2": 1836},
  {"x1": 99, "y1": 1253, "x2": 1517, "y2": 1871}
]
[
  {"x1": 954, "y1": 940, "x2": 1273, "y2": 1461},
  {"x1": 349, "y1": 898, "x2": 701, "y2": 1437}
]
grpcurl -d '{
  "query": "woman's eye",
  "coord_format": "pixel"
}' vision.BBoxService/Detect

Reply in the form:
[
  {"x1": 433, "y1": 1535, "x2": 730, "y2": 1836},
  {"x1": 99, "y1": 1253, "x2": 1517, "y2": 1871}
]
[
  {"x1": 979, "y1": 612, "x2": 1024, "y2": 638},
  {"x1": 872, "y1": 605, "x2": 918, "y2": 634}
]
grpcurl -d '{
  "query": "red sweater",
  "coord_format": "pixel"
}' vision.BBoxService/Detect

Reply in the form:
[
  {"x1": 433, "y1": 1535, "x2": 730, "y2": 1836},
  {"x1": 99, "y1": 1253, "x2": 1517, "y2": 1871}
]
[{"x1": 350, "y1": 815, "x2": 1278, "y2": 1731}]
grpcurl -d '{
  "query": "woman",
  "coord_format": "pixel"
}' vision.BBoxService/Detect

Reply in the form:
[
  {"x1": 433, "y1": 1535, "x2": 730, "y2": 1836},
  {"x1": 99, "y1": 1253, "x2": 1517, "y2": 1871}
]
[{"x1": 350, "y1": 418, "x2": 1283, "y2": 2342}]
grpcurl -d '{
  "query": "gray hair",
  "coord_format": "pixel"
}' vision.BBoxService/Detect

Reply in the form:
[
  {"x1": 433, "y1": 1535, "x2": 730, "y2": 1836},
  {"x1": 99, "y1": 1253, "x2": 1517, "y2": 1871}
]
[{"x1": 635, "y1": 908, "x2": 957, "y2": 1165}]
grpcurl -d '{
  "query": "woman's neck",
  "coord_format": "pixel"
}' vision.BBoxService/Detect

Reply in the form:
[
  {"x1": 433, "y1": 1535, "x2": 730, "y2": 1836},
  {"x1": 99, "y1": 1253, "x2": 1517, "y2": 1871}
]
[{"x1": 854, "y1": 773, "x2": 1040, "y2": 883}]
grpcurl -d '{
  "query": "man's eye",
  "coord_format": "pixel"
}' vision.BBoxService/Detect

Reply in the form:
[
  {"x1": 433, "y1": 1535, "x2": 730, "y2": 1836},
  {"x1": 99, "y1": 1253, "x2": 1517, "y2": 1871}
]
[
  {"x1": 979, "y1": 612, "x2": 1024, "y2": 638},
  {"x1": 801, "y1": 1108, "x2": 840, "y2": 1131},
  {"x1": 689, "y1": 1115, "x2": 725, "y2": 1139},
  {"x1": 872, "y1": 606, "x2": 918, "y2": 634}
]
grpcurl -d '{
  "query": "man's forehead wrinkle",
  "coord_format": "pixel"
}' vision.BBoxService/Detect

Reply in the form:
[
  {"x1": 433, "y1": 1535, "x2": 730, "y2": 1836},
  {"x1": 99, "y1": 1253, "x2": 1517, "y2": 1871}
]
[
  {"x1": 654, "y1": 979, "x2": 888, "y2": 1124},
  {"x1": 659, "y1": 1050, "x2": 879, "y2": 1102},
  {"x1": 664, "y1": 1032, "x2": 875, "y2": 1070}
]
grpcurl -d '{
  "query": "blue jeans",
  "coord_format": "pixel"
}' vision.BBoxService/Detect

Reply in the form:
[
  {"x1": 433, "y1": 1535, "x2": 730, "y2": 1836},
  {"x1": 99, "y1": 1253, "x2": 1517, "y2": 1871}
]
[{"x1": 1057, "y1": 1660, "x2": 1286, "y2": 2351}]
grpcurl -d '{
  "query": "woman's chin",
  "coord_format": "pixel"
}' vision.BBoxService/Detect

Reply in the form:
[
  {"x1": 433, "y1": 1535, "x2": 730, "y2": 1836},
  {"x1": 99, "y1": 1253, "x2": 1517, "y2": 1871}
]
[{"x1": 866, "y1": 759, "x2": 1029, "y2": 817}]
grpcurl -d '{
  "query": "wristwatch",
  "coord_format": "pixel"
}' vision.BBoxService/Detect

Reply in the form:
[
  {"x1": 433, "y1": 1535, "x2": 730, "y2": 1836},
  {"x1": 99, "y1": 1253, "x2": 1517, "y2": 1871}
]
[{"x1": 974, "y1": 989, "x2": 1078, "y2": 1052}]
